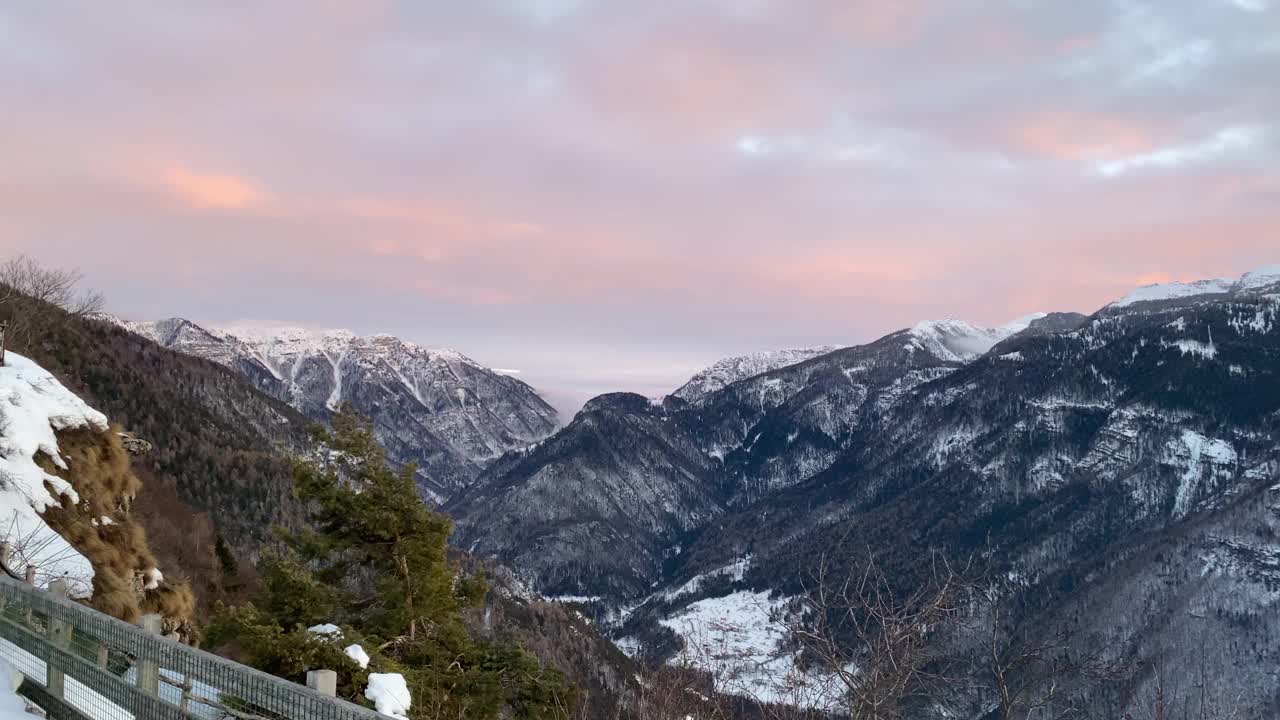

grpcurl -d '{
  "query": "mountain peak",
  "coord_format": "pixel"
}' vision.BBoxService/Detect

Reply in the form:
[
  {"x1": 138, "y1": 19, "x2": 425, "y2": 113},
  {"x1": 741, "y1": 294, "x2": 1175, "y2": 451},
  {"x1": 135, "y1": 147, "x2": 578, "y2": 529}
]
[
  {"x1": 122, "y1": 316, "x2": 558, "y2": 499},
  {"x1": 1109, "y1": 263, "x2": 1280, "y2": 309},
  {"x1": 673, "y1": 346, "x2": 842, "y2": 400},
  {"x1": 906, "y1": 313, "x2": 1044, "y2": 363}
]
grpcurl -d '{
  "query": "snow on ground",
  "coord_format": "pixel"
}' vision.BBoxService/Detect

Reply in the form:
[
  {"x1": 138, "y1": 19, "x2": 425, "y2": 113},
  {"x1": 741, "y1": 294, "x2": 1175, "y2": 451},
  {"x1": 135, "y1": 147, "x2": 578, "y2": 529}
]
[
  {"x1": 1170, "y1": 339, "x2": 1218, "y2": 360},
  {"x1": 659, "y1": 591, "x2": 841, "y2": 709},
  {"x1": 547, "y1": 595, "x2": 603, "y2": 604},
  {"x1": 0, "y1": 352, "x2": 105, "y2": 597},
  {"x1": 0, "y1": 662, "x2": 30, "y2": 719},
  {"x1": 657, "y1": 556, "x2": 751, "y2": 603},
  {"x1": 365, "y1": 673, "x2": 411, "y2": 720}
]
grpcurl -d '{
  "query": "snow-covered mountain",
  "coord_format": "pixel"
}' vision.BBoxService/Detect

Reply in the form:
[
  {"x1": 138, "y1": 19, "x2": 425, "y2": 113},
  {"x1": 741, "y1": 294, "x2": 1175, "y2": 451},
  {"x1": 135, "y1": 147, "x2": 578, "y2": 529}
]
[
  {"x1": 123, "y1": 319, "x2": 558, "y2": 500},
  {"x1": 672, "y1": 346, "x2": 841, "y2": 400},
  {"x1": 452, "y1": 264, "x2": 1280, "y2": 716},
  {"x1": 672, "y1": 314, "x2": 1046, "y2": 402},
  {"x1": 1108, "y1": 264, "x2": 1280, "y2": 308},
  {"x1": 904, "y1": 313, "x2": 1047, "y2": 363}
]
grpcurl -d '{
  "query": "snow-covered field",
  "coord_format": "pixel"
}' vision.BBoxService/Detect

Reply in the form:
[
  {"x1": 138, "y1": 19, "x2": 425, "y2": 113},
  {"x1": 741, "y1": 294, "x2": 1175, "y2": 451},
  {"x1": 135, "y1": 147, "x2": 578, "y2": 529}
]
[{"x1": 658, "y1": 590, "x2": 842, "y2": 709}]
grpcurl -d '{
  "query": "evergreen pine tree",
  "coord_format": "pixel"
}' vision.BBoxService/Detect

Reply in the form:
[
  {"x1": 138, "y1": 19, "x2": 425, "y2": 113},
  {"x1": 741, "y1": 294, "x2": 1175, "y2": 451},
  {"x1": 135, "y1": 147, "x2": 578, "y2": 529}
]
[{"x1": 209, "y1": 406, "x2": 574, "y2": 719}]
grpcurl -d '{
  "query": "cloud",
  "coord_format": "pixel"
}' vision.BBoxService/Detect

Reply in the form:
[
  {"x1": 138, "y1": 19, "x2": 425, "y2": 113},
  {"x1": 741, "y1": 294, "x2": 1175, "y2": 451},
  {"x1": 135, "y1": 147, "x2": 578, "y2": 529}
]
[
  {"x1": 0, "y1": 0, "x2": 1276, "y2": 395},
  {"x1": 1004, "y1": 111, "x2": 1165, "y2": 162},
  {"x1": 1097, "y1": 126, "x2": 1264, "y2": 176},
  {"x1": 165, "y1": 168, "x2": 266, "y2": 210}
]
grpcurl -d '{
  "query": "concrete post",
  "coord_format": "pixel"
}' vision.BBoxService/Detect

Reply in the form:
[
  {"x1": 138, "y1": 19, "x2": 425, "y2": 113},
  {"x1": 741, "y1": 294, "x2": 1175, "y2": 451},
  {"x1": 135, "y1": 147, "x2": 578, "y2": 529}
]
[
  {"x1": 136, "y1": 614, "x2": 163, "y2": 696},
  {"x1": 46, "y1": 580, "x2": 71, "y2": 701},
  {"x1": 306, "y1": 669, "x2": 337, "y2": 697}
]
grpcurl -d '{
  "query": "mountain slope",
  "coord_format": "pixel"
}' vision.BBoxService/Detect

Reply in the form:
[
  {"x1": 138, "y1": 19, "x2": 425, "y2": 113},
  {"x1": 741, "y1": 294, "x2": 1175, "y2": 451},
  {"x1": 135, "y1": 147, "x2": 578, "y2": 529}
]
[
  {"x1": 631, "y1": 268, "x2": 1280, "y2": 715},
  {"x1": 451, "y1": 266, "x2": 1280, "y2": 716},
  {"x1": 449, "y1": 393, "x2": 724, "y2": 599},
  {"x1": 451, "y1": 313, "x2": 1067, "y2": 599},
  {"x1": 5, "y1": 287, "x2": 650, "y2": 720},
  {"x1": 125, "y1": 319, "x2": 558, "y2": 500}
]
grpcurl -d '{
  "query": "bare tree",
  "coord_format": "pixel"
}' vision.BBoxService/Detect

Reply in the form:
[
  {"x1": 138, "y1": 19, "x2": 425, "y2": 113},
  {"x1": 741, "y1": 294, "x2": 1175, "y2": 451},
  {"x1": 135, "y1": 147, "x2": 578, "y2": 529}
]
[
  {"x1": 0, "y1": 255, "x2": 104, "y2": 315},
  {"x1": 781, "y1": 549, "x2": 972, "y2": 720},
  {"x1": 0, "y1": 254, "x2": 106, "y2": 352},
  {"x1": 980, "y1": 596, "x2": 1116, "y2": 719},
  {"x1": 1127, "y1": 653, "x2": 1247, "y2": 720}
]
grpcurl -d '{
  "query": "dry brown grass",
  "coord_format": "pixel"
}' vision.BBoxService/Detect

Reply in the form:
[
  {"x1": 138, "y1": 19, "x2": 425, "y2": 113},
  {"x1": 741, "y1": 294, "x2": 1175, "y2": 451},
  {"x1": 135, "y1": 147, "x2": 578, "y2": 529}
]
[{"x1": 36, "y1": 424, "x2": 196, "y2": 635}]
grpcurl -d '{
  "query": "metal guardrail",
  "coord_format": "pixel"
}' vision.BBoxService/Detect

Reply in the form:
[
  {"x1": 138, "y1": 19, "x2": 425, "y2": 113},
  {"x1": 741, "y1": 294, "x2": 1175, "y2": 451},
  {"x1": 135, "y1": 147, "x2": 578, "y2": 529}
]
[{"x1": 0, "y1": 573, "x2": 382, "y2": 720}]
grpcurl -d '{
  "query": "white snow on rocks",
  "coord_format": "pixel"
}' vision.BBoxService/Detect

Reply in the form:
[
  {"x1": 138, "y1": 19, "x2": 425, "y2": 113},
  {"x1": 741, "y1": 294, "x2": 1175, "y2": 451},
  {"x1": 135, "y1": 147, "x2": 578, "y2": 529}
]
[
  {"x1": 365, "y1": 673, "x2": 411, "y2": 720},
  {"x1": 306, "y1": 623, "x2": 342, "y2": 638},
  {"x1": 344, "y1": 644, "x2": 370, "y2": 669},
  {"x1": 1169, "y1": 430, "x2": 1237, "y2": 518},
  {"x1": 0, "y1": 352, "x2": 106, "y2": 596}
]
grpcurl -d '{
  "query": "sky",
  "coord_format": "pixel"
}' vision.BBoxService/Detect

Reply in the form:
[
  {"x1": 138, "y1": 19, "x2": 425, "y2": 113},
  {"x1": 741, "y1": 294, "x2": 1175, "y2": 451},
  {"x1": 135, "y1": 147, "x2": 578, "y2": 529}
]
[{"x1": 1, "y1": 1, "x2": 1277, "y2": 406}]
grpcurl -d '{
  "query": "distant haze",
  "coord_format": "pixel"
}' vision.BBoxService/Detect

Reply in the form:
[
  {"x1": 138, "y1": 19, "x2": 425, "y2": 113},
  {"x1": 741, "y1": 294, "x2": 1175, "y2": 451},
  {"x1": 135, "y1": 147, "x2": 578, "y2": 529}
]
[{"x1": 1, "y1": 2, "x2": 1276, "y2": 402}]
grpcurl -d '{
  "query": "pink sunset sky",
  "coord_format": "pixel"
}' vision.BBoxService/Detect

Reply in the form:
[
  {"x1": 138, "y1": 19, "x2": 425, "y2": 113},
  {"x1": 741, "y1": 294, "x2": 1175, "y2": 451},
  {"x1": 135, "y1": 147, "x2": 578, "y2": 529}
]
[{"x1": 1, "y1": 1, "x2": 1277, "y2": 407}]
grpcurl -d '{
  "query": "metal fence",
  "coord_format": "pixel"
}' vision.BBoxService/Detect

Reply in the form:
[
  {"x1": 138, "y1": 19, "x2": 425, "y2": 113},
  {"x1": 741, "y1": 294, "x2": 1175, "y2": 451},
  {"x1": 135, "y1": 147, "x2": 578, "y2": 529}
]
[{"x1": 0, "y1": 573, "x2": 382, "y2": 720}]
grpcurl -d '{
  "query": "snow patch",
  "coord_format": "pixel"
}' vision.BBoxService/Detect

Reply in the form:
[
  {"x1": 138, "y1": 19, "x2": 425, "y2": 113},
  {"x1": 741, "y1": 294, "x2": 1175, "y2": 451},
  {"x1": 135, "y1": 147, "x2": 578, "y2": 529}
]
[
  {"x1": 1170, "y1": 431, "x2": 1236, "y2": 518},
  {"x1": 0, "y1": 352, "x2": 107, "y2": 597},
  {"x1": 659, "y1": 591, "x2": 840, "y2": 708},
  {"x1": 366, "y1": 673, "x2": 411, "y2": 720},
  {"x1": 659, "y1": 556, "x2": 752, "y2": 603},
  {"x1": 344, "y1": 644, "x2": 371, "y2": 669},
  {"x1": 306, "y1": 623, "x2": 342, "y2": 638}
]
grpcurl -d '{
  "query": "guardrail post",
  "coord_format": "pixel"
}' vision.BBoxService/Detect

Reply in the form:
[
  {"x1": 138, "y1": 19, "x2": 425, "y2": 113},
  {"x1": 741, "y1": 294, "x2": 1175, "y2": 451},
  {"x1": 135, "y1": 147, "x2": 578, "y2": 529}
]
[
  {"x1": 307, "y1": 669, "x2": 337, "y2": 697},
  {"x1": 47, "y1": 580, "x2": 71, "y2": 701},
  {"x1": 136, "y1": 613, "x2": 162, "y2": 696},
  {"x1": 0, "y1": 543, "x2": 8, "y2": 615},
  {"x1": 22, "y1": 566, "x2": 35, "y2": 625}
]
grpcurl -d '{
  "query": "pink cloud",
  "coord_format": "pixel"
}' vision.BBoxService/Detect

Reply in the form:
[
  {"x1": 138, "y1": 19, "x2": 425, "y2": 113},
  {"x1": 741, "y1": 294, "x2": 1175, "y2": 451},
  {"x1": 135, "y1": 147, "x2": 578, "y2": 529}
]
[
  {"x1": 1004, "y1": 111, "x2": 1165, "y2": 162},
  {"x1": 165, "y1": 167, "x2": 266, "y2": 210}
]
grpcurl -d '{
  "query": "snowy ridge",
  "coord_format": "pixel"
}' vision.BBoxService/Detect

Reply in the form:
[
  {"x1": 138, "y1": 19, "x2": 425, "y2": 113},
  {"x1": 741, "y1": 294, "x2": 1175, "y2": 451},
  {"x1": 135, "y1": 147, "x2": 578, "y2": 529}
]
[
  {"x1": 1110, "y1": 264, "x2": 1280, "y2": 308},
  {"x1": 0, "y1": 352, "x2": 107, "y2": 596},
  {"x1": 673, "y1": 346, "x2": 842, "y2": 400},
  {"x1": 122, "y1": 317, "x2": 559, "y2": 498},
  {"x1": 906, "y1": 313, "x2": 1047, "y2": 363}
]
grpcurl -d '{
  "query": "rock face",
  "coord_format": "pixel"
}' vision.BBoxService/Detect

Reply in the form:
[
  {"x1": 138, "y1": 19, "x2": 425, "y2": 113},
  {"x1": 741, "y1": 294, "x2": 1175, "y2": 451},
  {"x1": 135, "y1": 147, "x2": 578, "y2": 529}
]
[
  {"x1": 124, "y1": 319, "x2": 558, "y2": 500},
  {"x1": 452, "y1": 267, "x2": 1280, "y2": 716}
]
